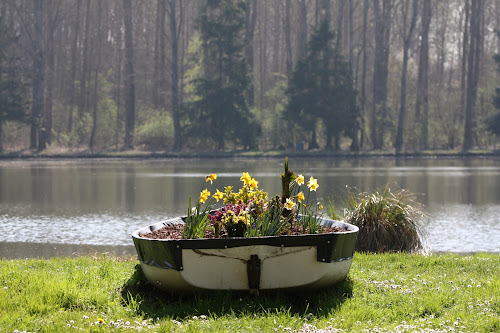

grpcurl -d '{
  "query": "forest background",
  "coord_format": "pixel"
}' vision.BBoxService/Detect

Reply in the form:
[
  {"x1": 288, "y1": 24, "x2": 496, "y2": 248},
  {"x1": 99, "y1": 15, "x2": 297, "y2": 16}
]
[{"x1": 1, "y1": 0, "x2": 500, "y2": 154}]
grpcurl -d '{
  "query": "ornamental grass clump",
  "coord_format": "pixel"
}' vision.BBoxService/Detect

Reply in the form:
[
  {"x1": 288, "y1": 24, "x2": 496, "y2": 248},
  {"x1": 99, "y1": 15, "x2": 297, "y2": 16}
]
[
  {"x1": 343, "y1": 186, "x2": 425, "y2": 253},
  {"x1": 182, "y1": 158, "x2": 325, "y2": 239}
]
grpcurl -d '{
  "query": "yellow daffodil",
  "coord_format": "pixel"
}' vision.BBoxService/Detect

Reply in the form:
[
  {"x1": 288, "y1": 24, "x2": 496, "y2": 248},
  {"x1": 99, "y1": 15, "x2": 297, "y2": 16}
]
[
  {"x1": 205, "y1": 173, "x2": 217, "y2": 184},
  {"x1": 199, "y1": 189, "x2": 210, "y2": 203},
  {"x1": 238, "y1": 211, "x2": 251, "y2": 225},
  {"x1": 285, "y1": 198, "x2": 296, "y2": 211},
  {"x1": 307, "y1": 176, "x2": 319, "y2": 191},
  {"x1": 221, "y1": 211, "x2": 236, "y2": 223},
  {"x1": 213, "y1": 189, "x2": 224, "y2": 202},
  {"x1": 297, "y1": 174, "x2": 304, "y2": 185},
  {"x1": 240, "y1": 172, "x2": 252, "y2": 185},
  {"x1": 248, "y1": 178, "x2": 258, "y2": 190},
  {"x1": 296, "y1": 191, "x2": 305, "y2": 202}
]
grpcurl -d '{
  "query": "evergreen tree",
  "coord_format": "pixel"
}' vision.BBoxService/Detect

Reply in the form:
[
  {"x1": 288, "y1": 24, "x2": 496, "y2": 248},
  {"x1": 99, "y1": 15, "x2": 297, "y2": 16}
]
[
  {"x1": 0, "y1": 16, "x2": 28, "y2": 152},
  {"x1": 285, "y1": 21, "x2": 358, "y2": 150},
  {"x1": 186, "y1": 0, "x2": 258, "y2": 150}
]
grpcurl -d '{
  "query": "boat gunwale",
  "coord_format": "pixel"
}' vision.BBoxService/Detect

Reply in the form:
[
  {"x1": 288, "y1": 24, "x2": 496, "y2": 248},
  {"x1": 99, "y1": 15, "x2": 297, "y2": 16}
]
[{"x1": 132, "y1": 216, "x2": 359, "y2": 271}]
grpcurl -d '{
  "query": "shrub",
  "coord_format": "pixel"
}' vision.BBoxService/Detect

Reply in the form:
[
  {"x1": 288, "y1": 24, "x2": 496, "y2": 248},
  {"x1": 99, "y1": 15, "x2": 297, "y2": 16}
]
[
  {"x1": 135, "y1": 108, "x2": 173, "y2": 149},
  {"x1": 342, "y1": 186, "x2": 425, "y2": 253}
]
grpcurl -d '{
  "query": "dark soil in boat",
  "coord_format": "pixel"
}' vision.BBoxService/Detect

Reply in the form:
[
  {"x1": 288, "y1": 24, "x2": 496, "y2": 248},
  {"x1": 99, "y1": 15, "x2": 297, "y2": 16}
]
[{"x1": 140, "y1": 224, "x2": 348, "y2": 240}]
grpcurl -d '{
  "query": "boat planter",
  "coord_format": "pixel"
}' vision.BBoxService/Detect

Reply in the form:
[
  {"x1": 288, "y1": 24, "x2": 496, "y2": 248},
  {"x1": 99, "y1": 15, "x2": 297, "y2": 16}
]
[{"x1": 132, "y1": 216, "x2": 358, "y2": 293}]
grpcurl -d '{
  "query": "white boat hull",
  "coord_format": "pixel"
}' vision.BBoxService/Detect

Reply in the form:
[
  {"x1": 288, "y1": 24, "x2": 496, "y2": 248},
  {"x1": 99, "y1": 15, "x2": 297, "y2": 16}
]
[{"x1": 132, "y1": 217, "x2": 358, "y2": 293}]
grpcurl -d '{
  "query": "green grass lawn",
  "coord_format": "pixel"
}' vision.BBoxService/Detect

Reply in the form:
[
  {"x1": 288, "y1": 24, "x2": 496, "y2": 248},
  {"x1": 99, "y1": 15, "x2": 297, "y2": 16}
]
[{"x1": 0, "y1": 252, "x2": 498, "y2": 332}]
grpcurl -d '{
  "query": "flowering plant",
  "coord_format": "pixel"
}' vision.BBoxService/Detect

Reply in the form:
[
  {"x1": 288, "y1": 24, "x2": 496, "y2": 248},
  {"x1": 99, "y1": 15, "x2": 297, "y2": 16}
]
[{"x1": 182, "y1": 158, "x2": 324, "y2": 239}]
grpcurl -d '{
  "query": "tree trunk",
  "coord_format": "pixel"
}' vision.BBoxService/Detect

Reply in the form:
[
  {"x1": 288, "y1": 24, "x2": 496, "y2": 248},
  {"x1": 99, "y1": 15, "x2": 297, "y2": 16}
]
[
  {"x1": 323, "y1": 0, "x2": 331, "y2": 22},
  {"x1": 348, "y1": 0, "x2": 359, "y2": 151},
  {"x1": 244, "y1": 0, "x2": 257, "y2": 107},
  {"x1": 271, "y1": 0, "x2": 281, "y2": 76},
  {"x1": 89, "y1": 0, "x2": 102, "y2": 152},
  {"x1": 325, "y1": 132, "x2": 333, "y2": 151},
  {"x1": 284, "y1": 0, "x2": 292, "y2": 76},
  {"x1": 336, "y1": 0, "x2": 344, "y2": 48},
  {"x1": 153, "y1": 0, "x2": 160, "y2": 107},
  {"x1": 113, "y1": 2, "x2": 123, "y2": 148},
  {"x1": 123, "y1": 0, "x2": 136, "y2": 149},
  {"x1": 348, "y1": 0, "x2": 354, "y2": 87},
  {"x1": 67, "y1": 0, "x2": 81, "y2": 134},
  {"x1": 314, "y1": 0, "x2": 319, "y2": 25},
  {"x1": 179, "y1": 0, "x2": 190, "y2": 107},
  {"x1": 297, "y1": 0, "x2": 307, "y2": 60},
  {"x1": 31, "y1": 0, "x2": 44, "y2": 150},
  {"x1": 258, "y1": 0, "x2": 267, "y2": 109},
  {"x1": 475, "y1": 0, "x2": 484, "y2": 147},
  {"x1": 40, "y1": 22, "x2": 54, "y2": 150},
  {"x1": 395, "y1": 0, "x2": 418, "y2": 154},
  {"x1": 334, "y1": 132, "x2": 341, "y2": 151},
  {"x1": 169, "y1": 0, "x2": 183, "y2": 151},
  {"x1": 415, "y1": 0, "x2": 431, "y2": 150},
  {"x1": 371, "y1": 0, "x2": 392, "y2": 149},
  {"x1": 40, "y1": 2, "x2": 62, "y2": 150},
  {"x1": 78, "y1": 0, "x2": 91, "y2": 121},
  {"x1": 154, "y1": 0, "x2": 166, "y2": 109},
  {"x1": 463, "y1": 0, "x2": 482, "y2": 151},
  {"x1": 310, "y1": 129, "x2": 319, "y2": 150},
  {"x1": 359, "y1": 0, "x2": 369, "y2": 148}
]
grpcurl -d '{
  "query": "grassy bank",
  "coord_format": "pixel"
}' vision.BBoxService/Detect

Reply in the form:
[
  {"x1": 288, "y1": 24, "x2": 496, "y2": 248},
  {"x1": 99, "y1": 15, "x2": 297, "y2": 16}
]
[{"x1": 0, "y1": 253, "x2": 498, "y2": 332}]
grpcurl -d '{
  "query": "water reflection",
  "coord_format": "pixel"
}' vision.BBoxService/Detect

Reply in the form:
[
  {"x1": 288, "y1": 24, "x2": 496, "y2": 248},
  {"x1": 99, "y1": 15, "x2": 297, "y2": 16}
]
[{"x1": 0, "y1": 157, "x2": 499, "y2": 253}]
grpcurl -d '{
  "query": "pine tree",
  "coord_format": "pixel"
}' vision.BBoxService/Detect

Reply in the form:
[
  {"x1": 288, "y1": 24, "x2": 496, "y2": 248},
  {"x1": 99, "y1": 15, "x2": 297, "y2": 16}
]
[
  {"x1": 285, "y1": 21, "x2": 358, "y2": 150},
  {"x1": 187, "y1": 0, "x2": 258, "y2": 150},
  {"x1": 0, "y1": 16, "x2": 28, "y2": 152}
]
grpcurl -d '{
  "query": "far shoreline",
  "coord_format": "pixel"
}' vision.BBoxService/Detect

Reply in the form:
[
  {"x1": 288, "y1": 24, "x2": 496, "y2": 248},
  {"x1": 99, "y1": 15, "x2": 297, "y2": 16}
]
[
  {"x1": 1, "y1": 147, "x2": 500, "y2": 161},
  {"x1": 0, "y1": 241, "x2": 137, "y2": 260}
]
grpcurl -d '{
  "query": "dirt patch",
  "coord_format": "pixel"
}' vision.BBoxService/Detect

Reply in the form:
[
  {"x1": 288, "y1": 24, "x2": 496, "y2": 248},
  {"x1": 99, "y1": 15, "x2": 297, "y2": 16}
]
[{"x1": 140, "y1": 223, "x2": 348, "y2": 240}]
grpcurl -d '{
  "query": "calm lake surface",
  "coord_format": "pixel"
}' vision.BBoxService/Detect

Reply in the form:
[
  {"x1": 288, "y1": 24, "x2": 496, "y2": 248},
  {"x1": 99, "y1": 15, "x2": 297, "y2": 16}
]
[{"x1": 1, "y1": 157, "x2": 499, "y2": 256}]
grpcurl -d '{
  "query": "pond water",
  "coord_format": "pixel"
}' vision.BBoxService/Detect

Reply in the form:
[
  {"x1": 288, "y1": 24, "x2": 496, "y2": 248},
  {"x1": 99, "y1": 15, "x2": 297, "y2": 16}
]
[{"x1": 1, "y1": 157, "x2": 499, "y2": 256}]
